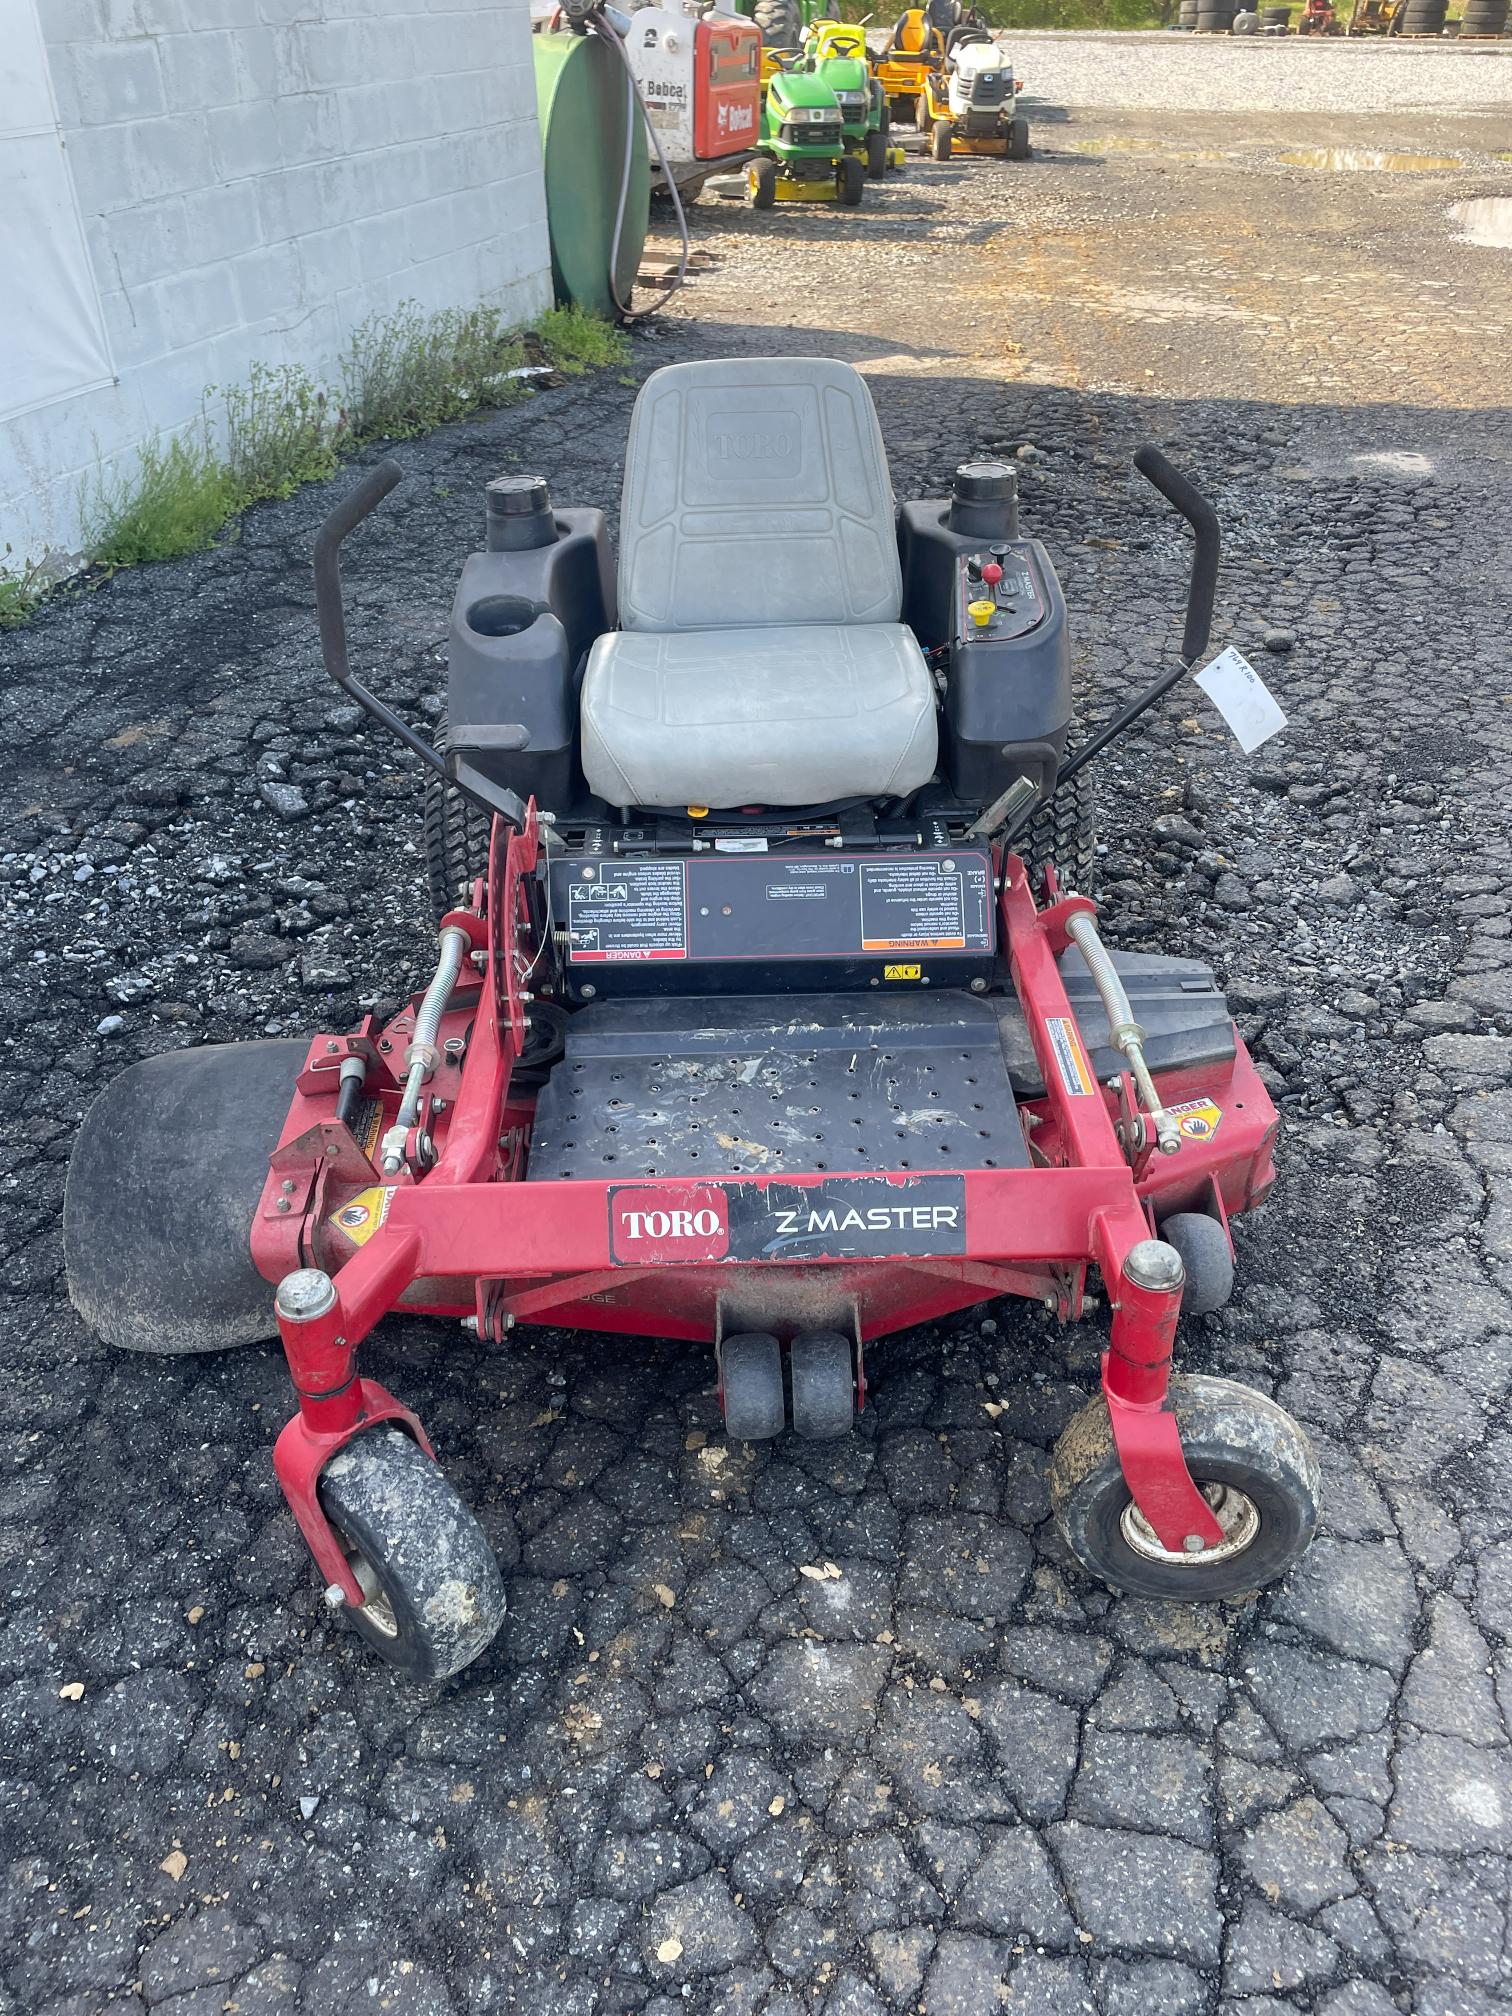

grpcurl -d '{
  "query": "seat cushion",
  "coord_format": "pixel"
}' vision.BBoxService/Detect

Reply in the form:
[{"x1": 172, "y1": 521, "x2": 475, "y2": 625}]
[
  {"x1": 580, "y1": 623, "x2": 938, "y2": 809},
  {"x1": 617, "y1": 358, "x2": 902, "y2": 633}
]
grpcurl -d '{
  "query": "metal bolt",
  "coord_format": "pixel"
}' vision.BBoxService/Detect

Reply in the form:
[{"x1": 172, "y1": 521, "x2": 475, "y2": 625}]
[
  {"x1": 969, "y1": 976, "x2": 988, "y2": 993},
  {"x1": 379, "y1": 1038, "x2": 391, "y2": 1052},
  {"x1": 280, "y1": 1178, "x2": 296, "y2": 1194},
  {"x1": 581, "y1": 983, "x2": 597, "y2": 1000},
  {"x1": 275, "y1": 1198, "x2": 290, "y2": 1213},
  {"x1": 275, "y1": 1268, "x2": 337, "y2": 1323},
  {"x1": 1123, "y1": 1239, "x2": 1185, "y2": 1294},
  {"x1": 325, "y1": 1141, "x2": 339, "y2": 1157},
  {"x1": 460, "y1": 1316, "x2": 478, "y2": 1334},
  {"x1": 1183, "y1": 1534, "x2": 1206, "y2": 1555},
  {"x1": 325, "y1": 1040, "x2": 339, "y2": 1054},
  {"x1": 323, "y1": 1582, "x2": 348, "y2": 1610}
]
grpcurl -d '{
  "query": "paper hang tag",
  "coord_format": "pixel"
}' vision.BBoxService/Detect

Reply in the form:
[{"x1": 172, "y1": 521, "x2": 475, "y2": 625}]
[{"x1": 1192, "y1": 645, "x2": 1288, "y2": 754}]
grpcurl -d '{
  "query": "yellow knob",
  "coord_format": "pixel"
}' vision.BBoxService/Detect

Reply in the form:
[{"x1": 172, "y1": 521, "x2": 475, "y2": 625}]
[
  {"x1": 968, "y1": 599, "x2": 995, "y2": 630},
  {"x1": 687, "y1": 805, "x2": 709, "y2": 819}
]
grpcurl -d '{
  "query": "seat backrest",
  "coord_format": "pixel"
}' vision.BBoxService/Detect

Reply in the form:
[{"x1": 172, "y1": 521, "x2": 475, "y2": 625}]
[{"x1": 617, "y1": 357, "x2": 902, "y2": 633}]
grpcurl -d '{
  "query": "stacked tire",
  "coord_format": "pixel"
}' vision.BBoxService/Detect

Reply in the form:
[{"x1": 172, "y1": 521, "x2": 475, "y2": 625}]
[
  {"x1": 1179, "y1": 0, "x2": 1200, "y2": 25},
  {"x1": 1196, "y1": 0, "x2": 1236, "y2": 28},
  {"x1": 1260, "y1": 3, "x2": 1291, "y2": 23},
  {"x1": 1398, "y1": 0, "x2": 1446, "y2": 27},
  {"x1": 1459, "y1": 0, "x2": 1507, "y2": 32}
]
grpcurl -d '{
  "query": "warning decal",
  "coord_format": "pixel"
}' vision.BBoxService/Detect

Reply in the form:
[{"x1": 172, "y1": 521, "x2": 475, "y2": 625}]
[
  {"x1": 1045, "y1": 1015, "x2": 1095, "y2": 1098},
  {"x1": 568, "y1": 861, "x2": 688, "y2": 964},
  {"x1": 328, "y1": 1185, "x2": 395, "y2": 1248},
  {"x1": 859, "y1": 857, "x2": 972, "y2": 952},
  {"x1": 1166, "y1": 1096, "x2": 1223, "y2": 1142}
]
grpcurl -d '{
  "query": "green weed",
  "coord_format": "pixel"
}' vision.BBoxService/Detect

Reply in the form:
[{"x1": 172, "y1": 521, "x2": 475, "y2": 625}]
[
  {"x1": 0, "y1": 548, "x2": 50, "y2": 629},
  {"x1": 82, "y1": 426, "x2": 238, "y2": 568},
  {"x1": 339, "y1": 301, "x2": 531, "y2": 445},
  {"x1": 538, "y1": 305, "x2": 631, "y2": 375},
  {"x1": 220, "y1": 360, "x2": 341, "y2": 507}
]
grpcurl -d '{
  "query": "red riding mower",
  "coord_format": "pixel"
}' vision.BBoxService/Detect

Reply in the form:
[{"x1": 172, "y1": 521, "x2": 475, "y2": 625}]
[{"x1": 66, "y1": 360, "x2": 1320, "y2": 1679}]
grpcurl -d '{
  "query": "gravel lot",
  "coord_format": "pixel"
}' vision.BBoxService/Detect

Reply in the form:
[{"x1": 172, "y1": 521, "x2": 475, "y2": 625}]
[{"x1": 4, "y1": 35, "x2": 1512, "y2": 2016}]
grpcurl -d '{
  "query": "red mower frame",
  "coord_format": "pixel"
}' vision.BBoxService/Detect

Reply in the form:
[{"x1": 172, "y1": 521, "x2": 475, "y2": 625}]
[{"x1": 253, "y1": 803, "x2": 1278, "y2": 1610}]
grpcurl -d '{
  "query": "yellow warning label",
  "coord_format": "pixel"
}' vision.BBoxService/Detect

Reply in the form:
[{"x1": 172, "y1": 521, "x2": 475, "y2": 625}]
[
  {"x1": 1046, "y1": 1015, "x2": 1095, "y2": 1098},
  {"x1": 328, "y1": 1185, "x2": 395, "y2": 1247},
  {"x1": 884, "y1": 962, "x2": 923, "y2": 981},
  {"x1": 1166, "y1": 1097, "x2": 1223, "y2": 1142}
]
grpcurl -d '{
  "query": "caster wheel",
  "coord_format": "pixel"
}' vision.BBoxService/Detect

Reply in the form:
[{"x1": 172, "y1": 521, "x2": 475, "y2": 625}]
[
  {"x1": 1161, "y1": 1211, "x2": 1235, "y2": 1317},
  {"x1": 789, "y1": 1330, "x2": 856, "y2": 1440},
  {"x1": 1049, "y1": 1374, "x2": 1321, "y2": 1601},
  {"x1": 721, "y1": 1332, "x2": 785, "y2": 1441},
  {"x1": 319, "y1": 1428, "x2": 506, "y2": 1680}
]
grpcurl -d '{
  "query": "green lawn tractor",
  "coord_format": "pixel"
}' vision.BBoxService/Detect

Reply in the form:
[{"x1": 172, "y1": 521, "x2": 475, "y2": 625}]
[
  {"x1": 747, "y1": 67, "x2": 865, "y2": 207},
  {"x1": 803, "y1": 20, "x2": 903, "y2": 179}
]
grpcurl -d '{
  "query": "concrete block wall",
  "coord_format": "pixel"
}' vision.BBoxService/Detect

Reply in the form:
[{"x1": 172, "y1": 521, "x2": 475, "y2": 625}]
[{"x1": 1, "y1": 0, "x2": 552, "y2": 563}]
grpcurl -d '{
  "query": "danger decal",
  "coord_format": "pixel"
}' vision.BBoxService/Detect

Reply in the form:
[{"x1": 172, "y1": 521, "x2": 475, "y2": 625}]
[
  {"x1": 1165, "y1": 1096, "x2": 1223, "y2": 1142},
  {"x1": 327, "y1": 1185, "x2": 396, "y2": 1248}
]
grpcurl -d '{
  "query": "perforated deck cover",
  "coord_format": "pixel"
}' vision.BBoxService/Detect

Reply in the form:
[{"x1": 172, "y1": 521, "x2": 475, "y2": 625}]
[{"x1": 525, "y1": 993, "x2": 1030, "y2": 1182}]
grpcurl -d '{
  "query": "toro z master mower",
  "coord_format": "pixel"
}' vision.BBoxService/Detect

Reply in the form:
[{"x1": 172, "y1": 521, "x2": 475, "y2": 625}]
[{"x1": 66, "y1": 360, "x2": 1320, "y2": 1680}]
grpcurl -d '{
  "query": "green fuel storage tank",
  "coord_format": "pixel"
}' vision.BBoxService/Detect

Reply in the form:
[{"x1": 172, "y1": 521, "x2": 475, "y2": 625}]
[{"x1": 533, "y1": 30, "x2": 649, "y2": 320}]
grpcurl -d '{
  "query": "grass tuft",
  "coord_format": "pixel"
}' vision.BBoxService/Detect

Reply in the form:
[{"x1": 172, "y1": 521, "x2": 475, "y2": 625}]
[
  {"x1": 538, "y1": 305, "x2": 630, "y2": 375},
  {"x1": 0, "y1": 547, "x2": 51, "y2": 629},
  {"x1": 83, "y1": 427, "x2": 238, "y2": 568},
  {"x1": 221, "y1": 360, "x2": 342, "y2": 507},
  {"x1": 340, "y1": 301, "x2": 531, "y2": 445}
]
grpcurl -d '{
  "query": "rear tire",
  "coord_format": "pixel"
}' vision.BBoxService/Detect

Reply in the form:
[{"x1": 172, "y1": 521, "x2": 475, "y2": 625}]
[
  {"x1": 319, "y1": 1428, "x2": 506, "y2": 1680},
  {"x1": 1007, "y1": 114, "x2": 1030, "y2": 160},
  {"x1": 930, "y1": 117, "x2": 953, "y2": 160},
  {"x1": 749, "y1": 156, "x2": 778, "y2": 209},
  {"x1": 423, "y1": 712, "x2": 491, "y2": 929},
  {"x1": 1050, "y1": 1375, "x2": 1321, "y2": 1600},
  {"x1": 752, "y1": 0, "x2": 803, "y2": 47},
  {"x1": 866, "y1": 128, "x2": 887, "y2": 177},
  {"x1": 915, "y1": 93, "x2": 931, "y2": 130},
  {"x1": 1019, "y1": 762, "x2": 1096, "y2": 895},
  {"x1": 840, "y1": 153, "x2": 866, "y2": 204}
]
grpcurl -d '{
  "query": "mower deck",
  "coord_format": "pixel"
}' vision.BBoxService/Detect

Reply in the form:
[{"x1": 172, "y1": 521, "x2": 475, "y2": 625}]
[{"x1": 526, "y1": 992, "x2": 1032, "y2": 1183}]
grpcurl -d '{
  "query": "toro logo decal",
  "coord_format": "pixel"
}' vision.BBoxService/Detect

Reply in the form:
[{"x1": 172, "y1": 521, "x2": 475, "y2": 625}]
[
  {"x1": 610, "y1": 1184, "x2": 730, "y2": 1263},
  {"x1": 607, "y1": 1176, "x2": 967, "y2": 1264}
]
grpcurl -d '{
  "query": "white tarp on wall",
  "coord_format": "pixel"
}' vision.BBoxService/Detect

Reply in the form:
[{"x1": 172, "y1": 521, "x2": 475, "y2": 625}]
[{"x1": 0, "y1": 0, "x2": 115, "y2": 424}]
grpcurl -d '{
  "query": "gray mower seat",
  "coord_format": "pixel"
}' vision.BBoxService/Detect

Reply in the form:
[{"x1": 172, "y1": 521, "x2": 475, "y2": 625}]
[{"x1": 580, "y1": 358, "x2": 937, "y2": 810}]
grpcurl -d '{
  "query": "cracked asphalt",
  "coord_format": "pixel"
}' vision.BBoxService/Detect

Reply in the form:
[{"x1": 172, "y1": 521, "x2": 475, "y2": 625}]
[{"x1": 4, "y1": 38, "x2": 1512, "y2": 2016}]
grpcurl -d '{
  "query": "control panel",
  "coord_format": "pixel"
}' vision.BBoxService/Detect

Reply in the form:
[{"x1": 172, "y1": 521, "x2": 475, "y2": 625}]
[{"x1": 958, "y1": 543, "x2": 1048, "y2": 643}]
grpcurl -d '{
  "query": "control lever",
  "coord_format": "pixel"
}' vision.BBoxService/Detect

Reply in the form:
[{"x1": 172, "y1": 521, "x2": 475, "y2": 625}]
[
  {"x1": 313, "y1": 462, "x2": 525, "y2": 831},
  {"x1": 1063, "y1": 910, "x2": 1182, "y2": 1156}
]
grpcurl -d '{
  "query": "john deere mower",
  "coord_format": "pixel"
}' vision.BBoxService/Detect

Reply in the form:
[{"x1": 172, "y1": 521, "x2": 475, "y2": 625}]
[
  {"x1": 749, "y1": 65, "x2": 864, "y2": 205},
  {"x1": 802, "y1": 19, "x2": 902, "y2": 177},
  {"x1": 67, "y1": 357, "x2": 1323, "y2": 1680},
  {"x1": 920, "y1": 25, "x2": 1029, "y2": 160}
]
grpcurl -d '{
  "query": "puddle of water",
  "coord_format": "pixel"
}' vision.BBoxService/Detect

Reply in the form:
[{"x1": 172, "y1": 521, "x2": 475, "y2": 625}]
[
  {"x1": 1451, "y1": 196, "x2": 1512, "y2": 249},
  {"x1": 1279, "y1": 147, "x2": 1461, "y2": 172}
]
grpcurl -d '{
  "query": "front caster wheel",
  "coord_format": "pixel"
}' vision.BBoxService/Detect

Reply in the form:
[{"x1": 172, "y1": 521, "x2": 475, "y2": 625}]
[
  {"x1": 1160, "y1": 1211, "x2": 1235, "y2": 1317},
  {"x1": 720, "y1": 1332, "x2": 786, "y2": 1440},
  {"x1": 789, "y1": 1330, "x2": 856, "y2": 1440},
  {"x1": 319, "y1": 1428, "x2": 506, "y2": 1679},
  {"x1": 1049, "y1": 1374, "x2": 1321, "y2": 1601}
]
